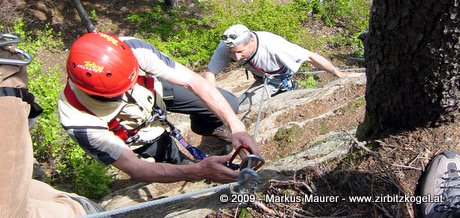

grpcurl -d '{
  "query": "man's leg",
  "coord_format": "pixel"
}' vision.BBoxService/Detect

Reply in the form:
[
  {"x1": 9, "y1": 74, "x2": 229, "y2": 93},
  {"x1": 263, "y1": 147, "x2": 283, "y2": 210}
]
[
  {"x1": 162, "y1": 80, "x2": 238, "y2": 139},
  {"x1": 27, "y1": 180, "x2": 94, "y2": 217},
  {"x1": 0, "y1": 97, "x2": 33, "y2": 217},
  {"x1": 133, "y1": 131, "x2": 188, "y2": 164},
  {"x1": 238, "y1": 80, "x2": 279, "y2": 113},
  {"x1": 0, "y1": 97, "x2": 91, "y2": 217},
  {"x1": 0, "y1": 97, "x2": 87, "y2": 217}
]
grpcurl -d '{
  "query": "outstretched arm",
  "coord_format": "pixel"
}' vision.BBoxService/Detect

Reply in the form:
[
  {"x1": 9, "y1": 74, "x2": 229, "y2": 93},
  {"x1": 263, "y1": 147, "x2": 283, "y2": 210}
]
[
  {"x1": 160, "y1": 63, "x2": 259, "y2": 155},
  {"x1": 113, "y1": 147, "x2": 239, "y2": 183},
  {"x1": 307, "y1": 52, "x2": 363, "y2": 78}
]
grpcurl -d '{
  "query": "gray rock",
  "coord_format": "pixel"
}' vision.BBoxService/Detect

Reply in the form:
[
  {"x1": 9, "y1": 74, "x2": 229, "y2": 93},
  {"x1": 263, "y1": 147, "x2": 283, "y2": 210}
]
[{"x1": 98, "y1": 70, "x2": 366, "y2": 217}]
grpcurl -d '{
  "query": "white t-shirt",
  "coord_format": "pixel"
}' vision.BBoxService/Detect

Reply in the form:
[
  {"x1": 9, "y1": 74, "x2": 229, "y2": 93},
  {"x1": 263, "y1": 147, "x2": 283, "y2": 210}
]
[{"x1": 208, "y1": 31, "x2": 311, "y2": 85}]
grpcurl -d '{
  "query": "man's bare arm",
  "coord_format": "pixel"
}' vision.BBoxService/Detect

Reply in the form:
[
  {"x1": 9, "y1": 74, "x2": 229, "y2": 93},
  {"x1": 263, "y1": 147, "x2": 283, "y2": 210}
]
[
  {"x1": 113, "y1": 147, "x2": 238, "y2": 183},
  {"x1": 307, "y1": 52, "x2": 363, "y2": 78},
  {"x1": 160, "y1": 63, "x2": 259, "y2": 155},
  {"x1": 203, "y1": 71, "x2": 218, "y2": 87}
]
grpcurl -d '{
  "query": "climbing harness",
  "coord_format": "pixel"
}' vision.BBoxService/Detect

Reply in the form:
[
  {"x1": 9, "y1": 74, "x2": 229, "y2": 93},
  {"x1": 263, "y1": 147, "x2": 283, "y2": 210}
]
[
  {"x1": 150, "y1": 107, "x2": 207, "y2": 160},
  {"x1": 121, "y1": 106, "x2": 207, "y2": 160},
  {"x1": 80, "y1": 159, "x2": 262, "y2": 218},
  {"x1": 0, "y1": 34, "x2": 32, "y2": 66}
]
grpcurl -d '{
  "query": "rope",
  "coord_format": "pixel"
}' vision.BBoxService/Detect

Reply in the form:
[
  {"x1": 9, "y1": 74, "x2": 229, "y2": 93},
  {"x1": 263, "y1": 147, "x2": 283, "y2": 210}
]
[
  {"x1": 72, "y1": 0, "x2": 97, "y2": 33},
  {"x1": 253, "y1": 75, "x2": 270, "y2": 140},
  {"x1": 81, "y1": 182, "x2": 237, "y2": 218},
  {"x1": 298, "y1": 67, "x2": 366, "y2": 75},
  {"x1": 81, "y1": 168, "x2": 260, "y2": 218}
]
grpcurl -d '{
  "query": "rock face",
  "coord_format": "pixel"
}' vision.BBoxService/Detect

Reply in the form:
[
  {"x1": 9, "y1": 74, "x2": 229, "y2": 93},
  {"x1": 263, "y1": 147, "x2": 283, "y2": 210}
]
[
  {"x1": 265, "y1": 129, "x2": 357, "y2": 173},
  {"x1": 100, "y1": 70, "x2": 367, "y2": 217}
]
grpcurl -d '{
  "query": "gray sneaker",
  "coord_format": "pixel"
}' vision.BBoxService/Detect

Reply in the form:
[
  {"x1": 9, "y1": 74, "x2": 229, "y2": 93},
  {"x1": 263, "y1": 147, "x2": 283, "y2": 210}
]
[{"x1": 421, "y1": 150, "x2": 460, "y2": 218}]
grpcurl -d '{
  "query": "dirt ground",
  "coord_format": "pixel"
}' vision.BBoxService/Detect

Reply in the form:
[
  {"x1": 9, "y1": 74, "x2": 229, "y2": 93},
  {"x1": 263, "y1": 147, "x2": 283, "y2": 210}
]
[{"x1": 4, "y1": 1, "x2": 460, "y2": 217}]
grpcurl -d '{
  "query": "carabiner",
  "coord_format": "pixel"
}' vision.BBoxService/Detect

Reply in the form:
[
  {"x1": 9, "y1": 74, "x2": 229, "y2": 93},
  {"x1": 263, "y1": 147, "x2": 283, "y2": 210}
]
[
  {"x1": 0, "y1": 34, "x2": 21, "y2": 47},
  {"x1": 240, "y1": 154, "x2": 265, "y2": 171},
  {"x1": 226, "y1": 144, "x2": 253, "y2": 170},
  {"x1": 0, "y1": 48, "x2": 32, "y2": 66}
]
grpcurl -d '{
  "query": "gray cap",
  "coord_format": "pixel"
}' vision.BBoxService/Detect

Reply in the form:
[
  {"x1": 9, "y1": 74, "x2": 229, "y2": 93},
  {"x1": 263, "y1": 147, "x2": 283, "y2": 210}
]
[{"x1": 221, "y1": 24, "x2": 251, "y2": 47}]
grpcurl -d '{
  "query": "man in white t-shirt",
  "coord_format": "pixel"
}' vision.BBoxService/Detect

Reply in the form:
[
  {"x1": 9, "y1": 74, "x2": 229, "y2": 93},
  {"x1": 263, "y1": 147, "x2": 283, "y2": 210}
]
[{"x1": 204, "y1": 24, "x2": 363, "y2": 107}]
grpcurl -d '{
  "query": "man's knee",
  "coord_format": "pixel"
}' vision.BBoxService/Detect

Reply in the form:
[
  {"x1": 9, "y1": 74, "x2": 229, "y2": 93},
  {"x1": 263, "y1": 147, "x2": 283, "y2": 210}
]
[{"x1": 133, "y1": 132, "x2": 185, "y2": 164}]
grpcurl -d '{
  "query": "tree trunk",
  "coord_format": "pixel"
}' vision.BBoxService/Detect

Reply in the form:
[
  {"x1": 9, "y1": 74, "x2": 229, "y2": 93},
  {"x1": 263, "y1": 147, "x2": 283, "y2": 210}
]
[{"x1": 358, "y1": 0, "x2": 460, "y2": 139}]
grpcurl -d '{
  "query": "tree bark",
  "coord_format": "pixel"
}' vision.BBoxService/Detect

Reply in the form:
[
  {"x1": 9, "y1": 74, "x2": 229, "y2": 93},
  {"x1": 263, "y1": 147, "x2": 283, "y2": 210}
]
[{"x1": 358, "y1": 0, "x2": 460, "y2": 139}]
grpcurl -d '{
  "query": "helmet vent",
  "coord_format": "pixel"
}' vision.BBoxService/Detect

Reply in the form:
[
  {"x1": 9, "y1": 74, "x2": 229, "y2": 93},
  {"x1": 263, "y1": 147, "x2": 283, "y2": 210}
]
[
  {"x1": 72, "y1": 63, "x2": 76, "y2": 68},
  {"x1": 121, "y1": 45, "x2": 126, "y2": 49},
  {"x1": 106, "y1": 72, "x2": 112, "y2": 77},
  {"x1": 86, "y1": 72, "x2": 92, "y2": 77}
]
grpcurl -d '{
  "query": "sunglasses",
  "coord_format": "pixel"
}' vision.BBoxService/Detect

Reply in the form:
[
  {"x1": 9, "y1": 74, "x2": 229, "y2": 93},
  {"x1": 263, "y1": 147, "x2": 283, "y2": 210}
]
[{"x1": 221, "y1": 34, "x2": 238, "y2": 40}]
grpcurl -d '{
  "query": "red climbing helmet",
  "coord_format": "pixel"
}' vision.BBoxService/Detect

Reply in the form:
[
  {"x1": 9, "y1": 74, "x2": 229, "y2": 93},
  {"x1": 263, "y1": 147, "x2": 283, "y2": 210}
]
[{"x1": 66, "y1": 32, "x2": 139, "y2": 97}]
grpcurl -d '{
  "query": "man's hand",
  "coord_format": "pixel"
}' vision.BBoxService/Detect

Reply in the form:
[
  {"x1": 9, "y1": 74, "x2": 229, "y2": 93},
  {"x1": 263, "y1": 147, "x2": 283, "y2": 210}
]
[
  {"x1": 114, "y1": 147, "x2": 238, "y2": 183},
  {"x1": 231, "y1": 131, "x2": 260, "y2": 156},
  {"x1": 196, "y1": 155, "x2": 239, "y2": 183},
  {"x1": 335, "y1": 71, "x2": 365, "y2": 78}
]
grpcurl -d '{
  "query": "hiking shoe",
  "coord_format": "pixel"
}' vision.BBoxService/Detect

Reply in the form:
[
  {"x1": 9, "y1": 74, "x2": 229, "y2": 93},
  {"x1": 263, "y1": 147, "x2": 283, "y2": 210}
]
[
  {"x1": 421, "y1": 150, "x2": 460, "y2": 218},
  {"x1": 292, "y1": 80, "x2": 299, "y2": 90},
  {"x1": 210, "y1": 125, "x2": 232, "y2": 143}
]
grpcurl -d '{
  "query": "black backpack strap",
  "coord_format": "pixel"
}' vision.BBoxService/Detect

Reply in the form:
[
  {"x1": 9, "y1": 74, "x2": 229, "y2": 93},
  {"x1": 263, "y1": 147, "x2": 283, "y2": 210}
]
[{"x1": 0, "y1": 87, "x2": 43, "y2": 118}]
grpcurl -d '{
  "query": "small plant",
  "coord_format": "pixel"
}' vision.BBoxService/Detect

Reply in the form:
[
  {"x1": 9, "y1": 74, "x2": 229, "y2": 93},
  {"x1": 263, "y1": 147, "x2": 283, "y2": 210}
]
[
  {"x1": 274, "y1": 124, "x2": 302, "y2": 143},
  {"x1": 297, "y1": 75, "x2": 318, "y2": 89},
  {"x1": 90, "y1": 9, "x2": 98, "y2": 21}
]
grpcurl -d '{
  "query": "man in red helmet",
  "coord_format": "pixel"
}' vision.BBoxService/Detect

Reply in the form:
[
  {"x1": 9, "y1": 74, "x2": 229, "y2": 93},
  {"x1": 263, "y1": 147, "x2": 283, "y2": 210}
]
[{"x1": 58, "y1": 32, "x2": 259, "y2": 183}]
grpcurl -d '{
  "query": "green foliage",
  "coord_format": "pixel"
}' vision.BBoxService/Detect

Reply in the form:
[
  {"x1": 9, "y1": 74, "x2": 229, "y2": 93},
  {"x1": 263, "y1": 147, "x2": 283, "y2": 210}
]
[
  {"x1": 312, "y1": 0, "x2": 371, "y2": 51},
  {"x1": 238, "y1": 207, "x2": 250, "y2": 218},
  {"x1": 69, "y1": 148, "x2": 112, "y2": 198},
  {"x1": 128, "y1": 0, "x2": 311, "y2": 67},
  {"x1": 298, "y1": 75, "x2": 318, "y2": 89},
  {"x1": 5, "y1": 19, "x2": 111, "y2": 199},
  {"x1": 127, "y1": 2, "x2": 215, "y2": 67},
  {"x1": 127, "y1": 0, "x2": 369, "y2": 69}
]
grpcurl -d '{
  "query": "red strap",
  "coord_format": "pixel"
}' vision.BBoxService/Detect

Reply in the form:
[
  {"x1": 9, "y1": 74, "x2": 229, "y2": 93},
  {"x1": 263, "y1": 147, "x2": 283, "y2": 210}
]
[
  {"x1": 64, "y1": 81, "x2": 94, "y2": 115},
  {"x1": 107, "y1": 119, "x2": 129, "y2": 141},
  {"x1": 63, "y1": 81, "x2": 129, "y2": 141},
  {"x1": 247, "y1": 61, "x2": 287, "y2": 76},
  {"x1": 137, "y1": 76, "x2": 155, "y2": 92}
]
